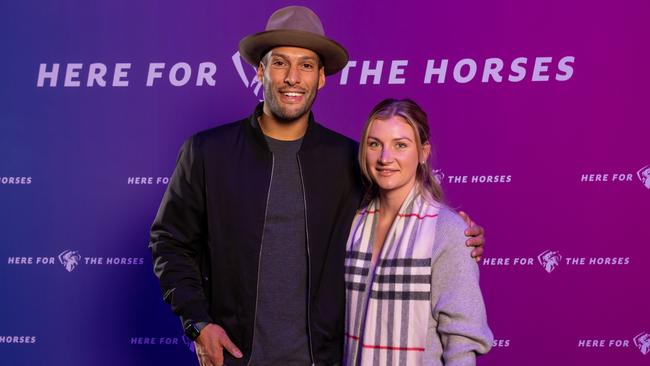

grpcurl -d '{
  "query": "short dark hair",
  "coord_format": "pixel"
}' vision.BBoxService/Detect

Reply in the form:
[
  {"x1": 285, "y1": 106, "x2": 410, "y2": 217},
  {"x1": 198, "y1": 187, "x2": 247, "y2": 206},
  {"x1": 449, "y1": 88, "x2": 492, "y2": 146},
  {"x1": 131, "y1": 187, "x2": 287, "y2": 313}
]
[{"x1": 259, "y1": 48, "x2": 324, "y2": 69}]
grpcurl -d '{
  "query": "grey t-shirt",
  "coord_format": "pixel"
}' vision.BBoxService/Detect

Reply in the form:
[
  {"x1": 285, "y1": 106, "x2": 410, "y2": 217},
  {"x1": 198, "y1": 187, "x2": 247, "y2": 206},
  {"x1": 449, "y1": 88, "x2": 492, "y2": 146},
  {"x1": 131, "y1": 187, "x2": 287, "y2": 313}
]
[{"x1": 248, "y1": 135, "x2": 311, "y2": 365}]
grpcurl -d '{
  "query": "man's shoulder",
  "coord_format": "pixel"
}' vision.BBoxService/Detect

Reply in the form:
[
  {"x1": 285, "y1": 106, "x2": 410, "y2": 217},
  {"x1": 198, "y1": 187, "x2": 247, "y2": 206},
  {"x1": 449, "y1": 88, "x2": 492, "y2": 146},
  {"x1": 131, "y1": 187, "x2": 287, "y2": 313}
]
[
  {"x1": 312, "y1": 122, "x2": 359, "y2": 150},
  {"x1": 194, "y1": 118, "x2": 248, "y2": 143}
]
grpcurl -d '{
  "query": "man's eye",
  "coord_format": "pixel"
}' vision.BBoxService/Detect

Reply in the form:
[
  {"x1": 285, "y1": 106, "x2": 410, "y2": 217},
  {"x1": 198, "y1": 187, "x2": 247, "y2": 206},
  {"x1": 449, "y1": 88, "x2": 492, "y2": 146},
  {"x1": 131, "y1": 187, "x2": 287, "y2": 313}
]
[
  {"x1": 302, "y1": 63, "x2": 314, "y2": 69},
  {"x1": 272, "y1": 60, "x2": 286, "y2": 66}
]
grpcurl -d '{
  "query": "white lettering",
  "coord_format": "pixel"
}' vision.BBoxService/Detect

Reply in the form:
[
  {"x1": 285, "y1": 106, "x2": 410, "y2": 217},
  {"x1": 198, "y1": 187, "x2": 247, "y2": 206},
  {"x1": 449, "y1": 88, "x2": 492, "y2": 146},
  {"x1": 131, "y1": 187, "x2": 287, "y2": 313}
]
[
  {"x1": 37, "y1": 63, "x2": 60, "y2": 87},
  {"x1": 565, "y1": 257, "x2": 585, "y2": 265},
  {"x1": 612, "y1": 173, "x2": 633, "y2": 181},
  {"x1": 113, "y1": 63, "x2": 131, "y2": 87},
  {"x1": 127, "y1": 177, "x2": 154, "y2": 184},
  {"x1": 169, "y1": 62, "x2": 192, "y2": 86},
  {"x1": 608, "y1": 339, "x2": 629, "y2": 347},
  {"x1": 388, "y1": 60, "x2": 408, "y2": 84},
  {"x1": 556, "y1": 56, "x2": 575, "y2": 81},
  {"x1": 492, "y1": 339, "x2": 510, "y2": 347},
  {"x1": 63, "y1": 63, "x2": 83, "y2": 87},
  {"x1": 482, "y1": 58, "x2": 503, "y2": 82},
  {"x1": 446, "y1": 175, "x2": 468, "y2": 183},
  {"x1": 7, "y1": 257, "x2": 33, "y2": 264},
  {"x1": 196, "y1": 62, "x2": 216, "y2": 86},
  {"x1": 0, "y1": 336, "x2": 37, "y2": 344},
  {"x1": 87, "y1": 63, "x2": 108, "y2": 87},
  {"x1": 424, "y1": 59, "x2": 448, "y2": 84},
  {"x1": 481, "y1": 257, "x2": 511, "y2": 265},
  {"x1": 339, "y1": 61, "x2": 357, "y2": 85},
  {"x1": 513, "y1": 257, "x2": 533, "y2": 265},
  {"x1": 532, "y1": 57, "x2": 552, "y2": 82},
  {"x1": 508, "y1": 57, "x2": 527, "y2": 82},
  {"x1": 360, "y1": 60, "x2": 384, "y2": 85},
  {"x1": 453, "y1": 59, "x2": 477, "y2": 84},
  {"x1": 147, "y1": 63, "x2": 165, "y2": 87},
  {"x1": 35, "y1": 257, "x2": 55, "y2": 264}
]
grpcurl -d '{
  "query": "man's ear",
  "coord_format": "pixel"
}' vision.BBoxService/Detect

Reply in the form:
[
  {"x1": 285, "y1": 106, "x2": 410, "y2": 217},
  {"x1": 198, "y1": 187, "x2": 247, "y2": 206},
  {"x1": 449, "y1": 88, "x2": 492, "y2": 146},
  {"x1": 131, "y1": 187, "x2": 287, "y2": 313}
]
[
  {"x1": 257, "y1": 63, "x2": 265, "y2": 83},
  {"x1": 317, "y1": 67, "x2": 326, "y2": 90}
]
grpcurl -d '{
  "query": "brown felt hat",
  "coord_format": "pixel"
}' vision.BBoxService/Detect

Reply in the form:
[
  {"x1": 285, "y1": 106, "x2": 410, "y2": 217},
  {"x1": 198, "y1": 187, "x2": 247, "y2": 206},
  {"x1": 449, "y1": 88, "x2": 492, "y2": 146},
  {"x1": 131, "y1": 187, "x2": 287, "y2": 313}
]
[{"x1": 238, "y1": 6, "x2": 349, "y2": 76}]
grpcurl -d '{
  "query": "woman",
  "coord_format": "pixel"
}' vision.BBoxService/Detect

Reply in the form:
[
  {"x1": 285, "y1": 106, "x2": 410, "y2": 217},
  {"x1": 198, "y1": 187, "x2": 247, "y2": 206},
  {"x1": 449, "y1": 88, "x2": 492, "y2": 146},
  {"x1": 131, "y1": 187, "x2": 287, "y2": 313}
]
[{"x1": 344, "y1": 99, "x2": 493, "y2": 365}]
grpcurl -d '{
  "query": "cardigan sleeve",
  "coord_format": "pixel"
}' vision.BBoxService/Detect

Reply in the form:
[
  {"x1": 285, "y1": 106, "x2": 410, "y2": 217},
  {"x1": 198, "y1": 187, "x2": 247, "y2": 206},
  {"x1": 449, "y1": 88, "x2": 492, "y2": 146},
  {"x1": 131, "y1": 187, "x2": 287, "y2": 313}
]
[{"x1": 430, "y1": 207, "x2": 493, "y2": 365}]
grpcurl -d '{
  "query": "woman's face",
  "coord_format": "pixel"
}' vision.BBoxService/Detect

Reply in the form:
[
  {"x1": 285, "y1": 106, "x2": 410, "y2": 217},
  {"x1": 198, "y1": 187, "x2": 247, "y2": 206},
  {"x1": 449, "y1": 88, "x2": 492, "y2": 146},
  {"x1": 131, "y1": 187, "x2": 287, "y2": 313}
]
[{"x1": 365, "y1": 116, "x2": 429, "y2": 198}]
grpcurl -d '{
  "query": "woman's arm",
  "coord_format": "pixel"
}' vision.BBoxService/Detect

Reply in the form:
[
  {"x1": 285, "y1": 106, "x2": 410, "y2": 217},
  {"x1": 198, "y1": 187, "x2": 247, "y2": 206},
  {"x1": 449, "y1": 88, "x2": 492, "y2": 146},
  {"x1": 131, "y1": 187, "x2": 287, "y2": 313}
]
[{"x1": 430, "y1": 207, "x2": 493, "y2": 365}]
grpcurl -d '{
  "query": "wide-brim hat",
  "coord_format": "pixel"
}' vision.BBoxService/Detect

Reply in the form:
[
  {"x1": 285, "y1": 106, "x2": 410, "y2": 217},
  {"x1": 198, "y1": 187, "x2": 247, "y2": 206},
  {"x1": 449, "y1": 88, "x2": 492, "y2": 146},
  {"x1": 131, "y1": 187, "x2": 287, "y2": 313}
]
[{"x1": 239, "y1": 6, "x2": 349, "y2": 76}]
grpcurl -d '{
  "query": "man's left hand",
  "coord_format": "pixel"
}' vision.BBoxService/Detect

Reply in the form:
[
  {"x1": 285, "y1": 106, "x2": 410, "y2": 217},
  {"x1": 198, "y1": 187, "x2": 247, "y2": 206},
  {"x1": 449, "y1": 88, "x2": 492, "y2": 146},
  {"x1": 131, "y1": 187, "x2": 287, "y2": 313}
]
[{"x1": 459, "y1": 211, "x2": 485, "y2": 262}]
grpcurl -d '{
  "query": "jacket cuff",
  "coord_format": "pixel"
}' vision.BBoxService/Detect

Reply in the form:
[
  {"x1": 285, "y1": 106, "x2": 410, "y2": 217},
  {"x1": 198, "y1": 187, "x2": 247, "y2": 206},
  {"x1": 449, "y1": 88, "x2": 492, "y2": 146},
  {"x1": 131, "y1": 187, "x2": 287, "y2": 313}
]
[{"x1": 179, "y1": 301, "x2": 213, "y2": 329}]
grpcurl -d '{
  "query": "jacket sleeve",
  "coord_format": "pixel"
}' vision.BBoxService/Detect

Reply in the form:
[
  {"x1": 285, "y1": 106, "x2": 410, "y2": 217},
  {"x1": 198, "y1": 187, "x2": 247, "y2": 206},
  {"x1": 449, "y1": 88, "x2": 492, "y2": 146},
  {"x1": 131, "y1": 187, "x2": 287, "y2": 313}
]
[
  {"x1": 149, "y1": 136, "x2": 212, "y2": 326},
  {"x1": 430, "y1": 208, "x2": 493, "y2": 366}
]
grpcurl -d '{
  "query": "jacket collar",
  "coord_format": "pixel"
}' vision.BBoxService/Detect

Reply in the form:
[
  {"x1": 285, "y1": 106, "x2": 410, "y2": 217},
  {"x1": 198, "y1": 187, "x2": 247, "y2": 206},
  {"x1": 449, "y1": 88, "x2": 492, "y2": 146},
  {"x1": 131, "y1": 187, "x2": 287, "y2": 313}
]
[{"x1": 247, "y1": 102, "x2": 321, "y2": 152}]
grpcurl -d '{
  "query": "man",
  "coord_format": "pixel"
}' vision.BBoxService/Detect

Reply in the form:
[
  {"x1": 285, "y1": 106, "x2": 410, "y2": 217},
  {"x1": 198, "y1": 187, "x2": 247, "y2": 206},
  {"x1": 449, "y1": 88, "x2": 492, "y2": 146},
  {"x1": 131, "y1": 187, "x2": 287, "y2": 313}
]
[{"x1": 149, "y1": 6, "x2": 485, "y2": 366}]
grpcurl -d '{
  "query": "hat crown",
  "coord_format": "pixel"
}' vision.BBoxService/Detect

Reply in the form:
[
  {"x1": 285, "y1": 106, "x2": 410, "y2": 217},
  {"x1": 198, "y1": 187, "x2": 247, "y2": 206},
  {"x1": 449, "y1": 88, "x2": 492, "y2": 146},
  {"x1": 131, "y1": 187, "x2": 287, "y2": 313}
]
[
  {"x1": 266, "y1": 6, "x2": 325, "y2": 36},
  {"x1": 238, "y1": 5, "x2": 348, "y2": 75}
]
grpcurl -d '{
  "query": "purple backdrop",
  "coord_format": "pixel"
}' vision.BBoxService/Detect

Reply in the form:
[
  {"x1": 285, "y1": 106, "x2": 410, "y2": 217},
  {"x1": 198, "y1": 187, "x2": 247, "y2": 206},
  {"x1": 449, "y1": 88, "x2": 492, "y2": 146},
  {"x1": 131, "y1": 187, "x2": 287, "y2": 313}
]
[{"x1": 1, "y1": 0, "x2": 649, "y2": 365}]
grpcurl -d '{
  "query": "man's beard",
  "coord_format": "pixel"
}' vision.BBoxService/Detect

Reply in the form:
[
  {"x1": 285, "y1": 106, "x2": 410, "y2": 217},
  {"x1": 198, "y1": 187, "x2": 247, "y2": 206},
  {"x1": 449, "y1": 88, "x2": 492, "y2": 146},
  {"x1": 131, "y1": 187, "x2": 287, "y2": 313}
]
[{"x1": 264, "y1": 84, "x2": 318, "y2": 123}]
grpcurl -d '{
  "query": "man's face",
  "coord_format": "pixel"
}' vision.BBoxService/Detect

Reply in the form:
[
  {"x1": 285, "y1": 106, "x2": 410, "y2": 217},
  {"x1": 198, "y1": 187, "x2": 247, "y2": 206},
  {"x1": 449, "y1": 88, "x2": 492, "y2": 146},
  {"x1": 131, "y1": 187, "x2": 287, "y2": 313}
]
[{"x1": 257, "y1": 46, "x2": 326, "y2": 122}]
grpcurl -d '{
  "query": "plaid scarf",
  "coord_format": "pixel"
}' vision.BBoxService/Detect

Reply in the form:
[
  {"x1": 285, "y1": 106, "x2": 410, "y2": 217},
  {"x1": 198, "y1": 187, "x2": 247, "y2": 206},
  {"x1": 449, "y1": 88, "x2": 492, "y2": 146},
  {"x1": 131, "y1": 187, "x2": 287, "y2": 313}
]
[{"x1": 344, "y1": 188, "x2": 440, "y2": 365}]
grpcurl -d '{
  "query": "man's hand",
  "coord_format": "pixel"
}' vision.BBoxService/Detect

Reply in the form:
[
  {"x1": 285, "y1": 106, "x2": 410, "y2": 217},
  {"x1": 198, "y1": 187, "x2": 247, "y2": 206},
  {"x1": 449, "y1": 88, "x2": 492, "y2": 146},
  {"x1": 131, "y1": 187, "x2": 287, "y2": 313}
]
[
  {"x1": 459, "y1": 211, "x2": 485, "y2": 262},
  {"x1": 195, "y1": 324, "x2": 243, "y2": 366}
]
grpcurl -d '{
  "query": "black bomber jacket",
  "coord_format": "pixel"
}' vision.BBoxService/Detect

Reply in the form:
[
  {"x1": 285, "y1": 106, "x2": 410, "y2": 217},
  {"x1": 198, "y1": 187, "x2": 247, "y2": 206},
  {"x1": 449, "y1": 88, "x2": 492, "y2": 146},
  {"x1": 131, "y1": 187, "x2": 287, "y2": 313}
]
[{"x1": 150, "y1": 104, "x2": 363, "y2": 365}]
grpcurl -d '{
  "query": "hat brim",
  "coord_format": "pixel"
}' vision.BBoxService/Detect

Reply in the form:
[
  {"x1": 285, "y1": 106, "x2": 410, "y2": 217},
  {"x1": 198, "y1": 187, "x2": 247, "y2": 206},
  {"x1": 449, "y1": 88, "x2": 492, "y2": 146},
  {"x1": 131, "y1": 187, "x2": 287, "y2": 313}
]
[{"x1": 239, "y1": 29, "x2": 349, "y2": 76}]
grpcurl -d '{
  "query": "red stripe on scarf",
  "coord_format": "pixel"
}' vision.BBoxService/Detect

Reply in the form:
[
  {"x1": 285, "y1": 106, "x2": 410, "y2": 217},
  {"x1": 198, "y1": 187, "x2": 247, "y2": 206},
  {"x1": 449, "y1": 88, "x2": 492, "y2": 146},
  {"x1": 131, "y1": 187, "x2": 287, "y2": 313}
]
[
  {"x1": 362, "y1": 344, "x2": 425, "y2": 352},
  {"x1": 397, "y1": 213, "x2": 439, "y2": 219}
]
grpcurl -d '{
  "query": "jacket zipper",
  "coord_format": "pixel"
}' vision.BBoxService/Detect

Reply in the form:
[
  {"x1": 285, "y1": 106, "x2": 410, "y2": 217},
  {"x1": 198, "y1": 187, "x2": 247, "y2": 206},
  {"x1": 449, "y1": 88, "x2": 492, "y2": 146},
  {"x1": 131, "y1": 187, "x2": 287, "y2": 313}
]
[
  {"x1": 297, "y1": 155, "x2": 316, "y2": 366},
  {"x1": 247, "y1": 154, "x2": 275, "y2": 366}
]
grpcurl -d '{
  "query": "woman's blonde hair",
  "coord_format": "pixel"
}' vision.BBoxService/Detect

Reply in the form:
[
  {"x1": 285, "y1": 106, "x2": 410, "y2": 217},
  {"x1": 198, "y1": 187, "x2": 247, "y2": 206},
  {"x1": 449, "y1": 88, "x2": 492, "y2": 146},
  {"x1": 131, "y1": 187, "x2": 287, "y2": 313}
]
[{"x1": 358, "y1": 98, "x2": 444, "y2": 204}]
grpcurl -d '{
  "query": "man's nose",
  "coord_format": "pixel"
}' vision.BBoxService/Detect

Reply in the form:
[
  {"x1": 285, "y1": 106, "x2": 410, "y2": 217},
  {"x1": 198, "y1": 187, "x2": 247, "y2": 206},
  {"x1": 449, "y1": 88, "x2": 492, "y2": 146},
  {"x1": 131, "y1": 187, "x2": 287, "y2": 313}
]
[{"x1": 284, "y1": 64, "x2": 301, "y2": 85}]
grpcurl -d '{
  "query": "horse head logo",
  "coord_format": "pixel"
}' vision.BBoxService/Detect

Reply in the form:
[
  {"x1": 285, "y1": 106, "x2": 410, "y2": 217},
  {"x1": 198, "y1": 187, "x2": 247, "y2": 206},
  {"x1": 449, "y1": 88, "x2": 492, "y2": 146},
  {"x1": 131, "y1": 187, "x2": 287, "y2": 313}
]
[
  {"x1": 537, "y1": 250, "x2": 562, "y2": 273},
  {"x1": 432, "y1": 168, "x2": 445, "y2": 184},
  {"x1": 58, "y1": 250, "x2": 81, "y2": 272},
  {"x1": 633, "y1": 332, "x2": 650, "y2": 355},
  {"x1": 182, "y1": 335, "x2": 196, "y2": 353},
  {"x1": 232, "y1": 51, "x2": 263, "y2": 101},
  {"x1": 637, "y1": 165, "x2": 650, "y2": 189}
]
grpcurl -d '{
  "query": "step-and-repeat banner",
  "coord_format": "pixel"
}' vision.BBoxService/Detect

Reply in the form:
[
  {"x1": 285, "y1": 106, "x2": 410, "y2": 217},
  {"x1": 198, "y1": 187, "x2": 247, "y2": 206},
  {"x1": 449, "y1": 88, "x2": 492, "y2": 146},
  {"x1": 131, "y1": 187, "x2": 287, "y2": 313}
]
[{"x1": 2, "y1": 1, "x2": 648, "y2": 365}]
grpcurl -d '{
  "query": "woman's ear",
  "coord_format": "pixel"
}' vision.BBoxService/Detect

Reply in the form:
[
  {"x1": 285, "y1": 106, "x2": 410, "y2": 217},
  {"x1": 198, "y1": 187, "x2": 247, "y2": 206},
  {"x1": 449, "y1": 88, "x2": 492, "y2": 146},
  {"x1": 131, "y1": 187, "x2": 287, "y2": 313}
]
[{"x1": 421, "y1": 142, "x2": 431, "y2": 163}]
